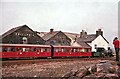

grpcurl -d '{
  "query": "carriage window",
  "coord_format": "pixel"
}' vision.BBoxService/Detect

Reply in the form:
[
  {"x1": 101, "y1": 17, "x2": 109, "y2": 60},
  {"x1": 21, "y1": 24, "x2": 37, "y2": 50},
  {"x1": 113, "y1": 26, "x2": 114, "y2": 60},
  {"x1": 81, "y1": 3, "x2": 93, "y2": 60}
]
[
  {"x1": 77, "y1": 49, "x2": 80, "y2": 52},
  {"x1": 2, "y1": 47, "x2": 15, "y2": 52},
  {"x1": 55, "y1": 48, "x2": 63, "y2": 52},
  {"x1": 75, "y1": 49, "x2": 78, "y2": 52},
  {"x1": 47, "y1": 48, "x2": 50, "y2": 52},
  {"x1": 66, "y1": 49, "x2": 69, "y2": 52},
  {"x1": 36, "y1": 48, "x2": 40, "y2": 52},
  {"x1": 41, "y1": 48, "x2": 44, "y2": 52},
  {"x1": 86, "y1": 49, "x2": 90, "y2": 52},
  {"x1": 84, "y1": 49, "x2": 89, "y2": 52},
  {"x1": 30, "y1": 48, "x2": 36, "y2": 52},
  {"x1": 17, "y1": 48, "x2": 22, "y2": 51},
  {"x1": 11, "y1": 47, "x2": 16, "y2": 52},
  {"x1": 22, "y1": 48, "x2": 26, "y2": 52},
  {"x1": 84, "y1": 49, "x2": 87, "y2": 52},
  {"x1": 71, "y1": 49, "x2": 74, "y2": 52},
  {"x1": 61, "y1": 48, "x2": 64, "y2": 52},
  {"x1": 71, "y1": 48, "x2": 78, "y2": 52},
  {"x1": 22, "y1": 48, "x2": 30, "y2": 52},
  {"x1": 79, "y1": 48, "x2": 85, "y2": 52},
  {"x1": 82, "y1": 49, "x2": 85, "y2": 52},
  {"x1": 43, "y1": 48, "x2": 49, "y2": 52},
  {"x1": 7, "y1": 47, "x2": 11, "y2": 52},
  {"x1": 58, "y1": 48, "x2": 62, "y2": 52},
  {"x1": 44, "y1": 48, "x2": 47, "y2": 52},
  {"x1": 55, "y1": 49, "x2": 58, "y2": 52},
  {"x1": 2, "y1": 47, "x2": 7, "y2": 52},
  {"x1": 62, "y1": 48, "x2": 67, "y2": 52}
]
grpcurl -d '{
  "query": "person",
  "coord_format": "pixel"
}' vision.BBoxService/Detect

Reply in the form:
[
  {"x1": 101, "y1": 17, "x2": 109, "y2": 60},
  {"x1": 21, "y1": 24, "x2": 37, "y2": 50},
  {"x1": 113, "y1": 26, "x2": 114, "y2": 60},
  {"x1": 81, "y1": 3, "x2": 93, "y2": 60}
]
[{"x1": 113, "y1": 37, "x2": 120, "y2": 61}]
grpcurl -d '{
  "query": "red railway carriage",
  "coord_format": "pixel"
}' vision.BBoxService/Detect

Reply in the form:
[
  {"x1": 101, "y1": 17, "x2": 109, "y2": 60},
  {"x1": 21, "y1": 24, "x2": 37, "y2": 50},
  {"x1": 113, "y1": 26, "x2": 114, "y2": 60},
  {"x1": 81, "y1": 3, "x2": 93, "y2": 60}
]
[
  {"x1": 0, "y1": 44, "x2": 51, "y2": 59},
  {"x1": 0, "y1": 44, "x2": 92, "y2": 59},
  {"x1": 53, "y1": 45, "x2": 92, "y2": 57}
]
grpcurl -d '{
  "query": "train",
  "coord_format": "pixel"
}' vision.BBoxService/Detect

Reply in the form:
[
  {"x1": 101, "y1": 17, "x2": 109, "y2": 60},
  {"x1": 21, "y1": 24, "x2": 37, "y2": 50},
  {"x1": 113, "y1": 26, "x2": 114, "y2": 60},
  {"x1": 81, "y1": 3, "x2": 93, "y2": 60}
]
[{"x1": 0, "y1": 44, "x2": 92, "y2": 59}]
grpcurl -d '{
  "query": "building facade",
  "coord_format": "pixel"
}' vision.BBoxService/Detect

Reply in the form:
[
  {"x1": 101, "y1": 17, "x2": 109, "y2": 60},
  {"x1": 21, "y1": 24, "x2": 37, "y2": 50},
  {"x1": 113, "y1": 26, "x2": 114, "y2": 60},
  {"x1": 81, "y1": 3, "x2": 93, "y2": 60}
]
[
  {"x1": 42, "y1": 29, "x2": 71, "y2": 46},
  {"x1": 1, "y1": 25, "x2": 45, "y2": 44},
  {"x1": 77, "y1": 29, "x2": 109, "y2": 52},
  {"x1": 1, "y1": 25, "x2": 109, "y2": 51}
]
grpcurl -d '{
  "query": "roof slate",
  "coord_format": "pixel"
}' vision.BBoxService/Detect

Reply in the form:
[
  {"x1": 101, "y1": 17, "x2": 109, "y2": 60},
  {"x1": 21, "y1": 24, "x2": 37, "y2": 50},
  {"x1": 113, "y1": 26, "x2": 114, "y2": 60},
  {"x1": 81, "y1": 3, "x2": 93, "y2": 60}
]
[
  {"x1": 64, "y1": 32, "x2": 79, "y2": 40},
  {"x1": 42, "y1": 31, "x2": 60, "y2": 40},
  {"x1": 72, "y1": 41, "x2": 91, "y2": 48},
  {"x1": 77, "y1": 34, "x2": 97, "y2": 43},
  {"x1": 2, "y1": 26, "x2": 23, "y2": 39},
  {"x1": 77, "y1": 41, "x2": 91, "y2": 48},
  {"x1": 2, "y1": 25, "x2": 44, "y2": 41}
]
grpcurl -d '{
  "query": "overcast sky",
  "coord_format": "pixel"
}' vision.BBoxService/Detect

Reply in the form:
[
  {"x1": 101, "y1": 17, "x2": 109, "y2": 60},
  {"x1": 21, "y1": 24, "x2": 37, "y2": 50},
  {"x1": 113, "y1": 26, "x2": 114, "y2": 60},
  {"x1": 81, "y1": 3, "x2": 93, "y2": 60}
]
[{"x1": 0, "y1": 0, "x2": 119, "y2": 47}]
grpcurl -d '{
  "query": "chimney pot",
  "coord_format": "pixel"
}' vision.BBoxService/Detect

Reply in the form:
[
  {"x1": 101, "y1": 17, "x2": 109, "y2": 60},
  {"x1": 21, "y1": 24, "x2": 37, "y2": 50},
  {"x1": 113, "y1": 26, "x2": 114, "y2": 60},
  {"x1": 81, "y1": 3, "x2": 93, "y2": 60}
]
[
  {"x1": 50, "y1": 29, "x2": 54, "y2": 34},
  {"x1": 80, "y1": 30, "x2": 87, "y2": 38},
  {"x1": 96, "y1": 29, "x2": 103, "y2": 36}
]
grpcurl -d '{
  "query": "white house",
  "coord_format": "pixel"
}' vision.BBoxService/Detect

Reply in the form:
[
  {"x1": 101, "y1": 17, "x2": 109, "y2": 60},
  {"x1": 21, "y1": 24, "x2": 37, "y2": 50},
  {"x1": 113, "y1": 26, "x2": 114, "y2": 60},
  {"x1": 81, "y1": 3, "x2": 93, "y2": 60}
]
[
  {"x1": 88, "y1": 35, "x2": 109, "y2": 52},
  {"x1": 36, "y1": 28, "x2": 109, "y2": 52},
  {"x1": 74, "y1": 29, "x2": 109, "y2": 52}
]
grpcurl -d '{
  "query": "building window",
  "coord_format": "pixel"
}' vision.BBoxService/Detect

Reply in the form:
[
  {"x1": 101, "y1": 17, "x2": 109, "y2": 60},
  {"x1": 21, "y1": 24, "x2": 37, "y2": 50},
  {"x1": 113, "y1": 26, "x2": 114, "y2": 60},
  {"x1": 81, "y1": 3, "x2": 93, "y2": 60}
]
[
  {"x1": 29, "y1": 34, "x2": 31, "y2": 36},
  {"x1": 27, "y1": 34, "x2": 29, "y2": 36},
  {"x1": 94, "y1": 44, "x2": 97, "y2": 49},
  {"x1": 15, "y1": 33, "x2": 20, "y2": 35}
]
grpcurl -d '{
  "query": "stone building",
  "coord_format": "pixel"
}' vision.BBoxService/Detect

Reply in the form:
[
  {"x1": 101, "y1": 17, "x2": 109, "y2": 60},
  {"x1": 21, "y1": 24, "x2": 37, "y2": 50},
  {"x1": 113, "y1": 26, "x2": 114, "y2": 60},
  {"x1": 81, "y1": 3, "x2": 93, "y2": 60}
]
[
  {"x1": 1, "y1": 24, "x2": 109, "y2": 51},
  {"x1": 42, "y1": 29, "x2": 71, "y2": 46},
  {"x1": 1, "y1": 25, "x2": 45, "y2": 44}
]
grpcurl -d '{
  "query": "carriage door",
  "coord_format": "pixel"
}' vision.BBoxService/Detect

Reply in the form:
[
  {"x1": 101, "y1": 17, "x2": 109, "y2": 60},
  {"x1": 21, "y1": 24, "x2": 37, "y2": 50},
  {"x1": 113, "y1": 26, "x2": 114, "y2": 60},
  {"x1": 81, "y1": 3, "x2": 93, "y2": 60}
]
[{"x1": 50, "y1": 45, "x2": 54, "y2": 58}]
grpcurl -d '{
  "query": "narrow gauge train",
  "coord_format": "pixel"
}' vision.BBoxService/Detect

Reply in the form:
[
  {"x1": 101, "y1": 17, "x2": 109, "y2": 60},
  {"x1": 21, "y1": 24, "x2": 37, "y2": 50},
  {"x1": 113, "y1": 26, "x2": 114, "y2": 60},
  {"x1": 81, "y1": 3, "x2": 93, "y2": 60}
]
[{"x1": 0, "y1": 44, "x2": 92, "y2": 59}]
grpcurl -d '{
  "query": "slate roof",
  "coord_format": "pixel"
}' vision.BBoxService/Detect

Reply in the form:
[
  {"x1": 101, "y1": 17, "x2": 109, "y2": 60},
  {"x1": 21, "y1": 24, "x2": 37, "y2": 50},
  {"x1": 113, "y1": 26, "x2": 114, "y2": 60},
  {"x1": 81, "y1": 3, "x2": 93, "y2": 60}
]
[
  {"x1": 35, "y1": 31, "x2": 48, "y2": 37},
  {"x1": 2, "y1": 25, "x2": 44, "y2": 40},
  {"x1": 77, "y1": 34, "x2": 97, "y2": 43},
  {"x1": 77, "y1": 34, "x2": 109, "y2": 44},
  {"x1": 64, "y1": 32, "x2": 79, "y2": 40},
  {"x1": 38, "y1": 31, "x2": 80, "y2": 40},
  {"x1": 77, "y1": 41, "x2": 91, "y2": 48},
  {"x1": 41, "y1": 30, "x2": 109, "y2": 46},
  {"x1": 42, "y1": 31, "x2": 60, "y2": 40},
  {"x1": 72, "y1": 41, "x2": 91, "y2": 48},
  {"x1": 2, "y1": 26, "x2": 23, "y2": 39}
]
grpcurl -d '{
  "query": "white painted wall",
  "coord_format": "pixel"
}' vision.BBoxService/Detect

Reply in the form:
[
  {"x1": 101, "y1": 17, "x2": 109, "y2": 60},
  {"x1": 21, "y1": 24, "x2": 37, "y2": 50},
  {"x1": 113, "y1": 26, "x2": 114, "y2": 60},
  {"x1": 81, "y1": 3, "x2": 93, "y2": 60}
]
[{"x1": 88, "y1": 35, "x2": 109, "y2": 52}]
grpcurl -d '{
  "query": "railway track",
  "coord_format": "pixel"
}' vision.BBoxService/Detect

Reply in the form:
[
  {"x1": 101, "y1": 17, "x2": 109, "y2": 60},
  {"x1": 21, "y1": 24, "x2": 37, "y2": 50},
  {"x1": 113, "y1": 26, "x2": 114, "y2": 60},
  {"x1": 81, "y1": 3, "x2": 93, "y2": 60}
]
[{"x1": 2, "y1": 57, "x2": 115, "y2": 67}]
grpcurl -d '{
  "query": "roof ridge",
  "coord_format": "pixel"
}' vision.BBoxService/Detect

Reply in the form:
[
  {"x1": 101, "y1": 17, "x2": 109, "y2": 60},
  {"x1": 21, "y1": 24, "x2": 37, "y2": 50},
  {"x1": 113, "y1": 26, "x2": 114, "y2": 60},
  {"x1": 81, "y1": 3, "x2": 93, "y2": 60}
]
[
  {"x1": 42, "y1": 31, "x2": 60, "y2": 40},
  {"x1": 2, "y1": 25, "x2": 24, "y2": 38},
  {"x1": 64, "y1": 32, "x2": 79, "y2": 35}
]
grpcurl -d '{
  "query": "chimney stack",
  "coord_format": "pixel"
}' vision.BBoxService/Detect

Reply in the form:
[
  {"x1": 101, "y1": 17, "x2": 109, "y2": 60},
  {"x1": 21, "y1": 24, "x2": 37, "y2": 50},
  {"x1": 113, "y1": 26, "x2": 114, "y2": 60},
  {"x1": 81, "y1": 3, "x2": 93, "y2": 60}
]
[
  {"x1": 50, "y1": 28, "x2": 54, "y2": 34},
  {"x1": 96, "y1": 29, "x2": 103, "y2": 36},
  {"x1": 80, "y1": 30, "x2": 87, "y2": 38}
]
